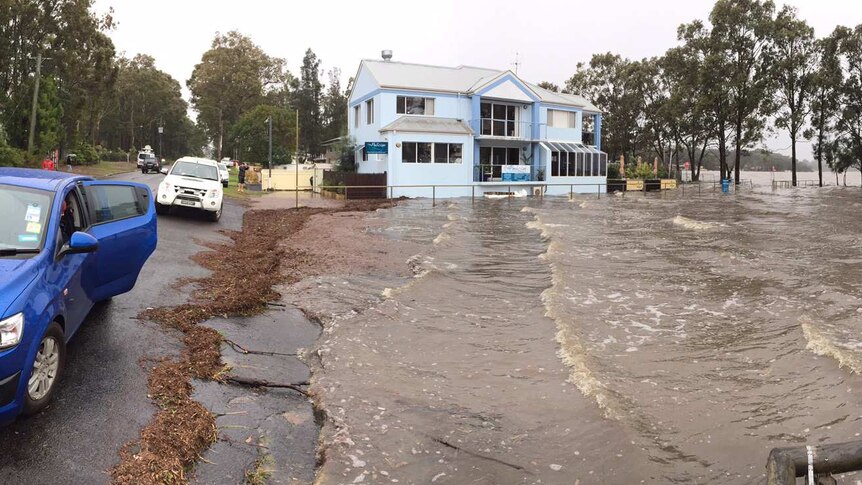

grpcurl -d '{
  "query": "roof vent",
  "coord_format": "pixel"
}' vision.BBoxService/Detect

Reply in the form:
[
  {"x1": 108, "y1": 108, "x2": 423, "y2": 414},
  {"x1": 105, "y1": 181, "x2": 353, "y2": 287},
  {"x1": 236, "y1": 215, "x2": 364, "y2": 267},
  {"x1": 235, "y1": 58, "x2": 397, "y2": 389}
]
[{"x1": 381, "y1": 50, "x2": 393, "y2": 61}]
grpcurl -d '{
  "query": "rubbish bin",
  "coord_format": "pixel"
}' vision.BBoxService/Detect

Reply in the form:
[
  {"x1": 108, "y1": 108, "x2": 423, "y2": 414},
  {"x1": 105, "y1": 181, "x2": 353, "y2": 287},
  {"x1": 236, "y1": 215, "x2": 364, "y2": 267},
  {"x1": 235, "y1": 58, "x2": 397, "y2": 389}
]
[{"x1": 721, "y1": 179, "x2": 730, "y2": 193}]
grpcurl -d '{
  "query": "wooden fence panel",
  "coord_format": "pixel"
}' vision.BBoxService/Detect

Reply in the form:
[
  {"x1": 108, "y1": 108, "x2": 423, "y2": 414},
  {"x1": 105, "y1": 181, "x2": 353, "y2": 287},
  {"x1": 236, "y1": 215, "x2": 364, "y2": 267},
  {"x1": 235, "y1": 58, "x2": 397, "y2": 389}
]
[{"x1": 322, "y1": 172, "x2": 387, "y2": 199}]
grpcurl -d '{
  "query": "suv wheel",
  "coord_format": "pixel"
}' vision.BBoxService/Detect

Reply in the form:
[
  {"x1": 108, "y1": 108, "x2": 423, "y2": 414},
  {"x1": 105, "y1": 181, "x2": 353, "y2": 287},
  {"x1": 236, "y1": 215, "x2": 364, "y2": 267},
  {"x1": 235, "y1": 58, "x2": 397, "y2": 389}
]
[
  {"x1": 155, "y1": 203, "x2": 170, "y2": 215},
  {"x1": 22, "y1": 323, "x2": 65, "y2": 416},
  {"x1": 208, "y1": 203, "x2": 222, "y2": 222}
]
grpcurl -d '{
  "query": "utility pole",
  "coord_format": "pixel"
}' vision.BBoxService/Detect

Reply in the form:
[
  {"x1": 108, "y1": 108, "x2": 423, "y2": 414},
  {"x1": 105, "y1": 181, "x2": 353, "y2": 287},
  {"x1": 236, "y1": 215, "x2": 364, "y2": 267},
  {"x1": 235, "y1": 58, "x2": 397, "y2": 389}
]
[
  {"x1": 295, "y1": 109, "x2": 300, "y2": 162},
  {"x1": 267, "y1": 116, "x2": 272, "y2": 179},
  {"x1": 27, "y1": 53, "x2": 45, "y2": 155},
  {"x1": 158, "y1": 122, "x2": 164, "y2": 161}
]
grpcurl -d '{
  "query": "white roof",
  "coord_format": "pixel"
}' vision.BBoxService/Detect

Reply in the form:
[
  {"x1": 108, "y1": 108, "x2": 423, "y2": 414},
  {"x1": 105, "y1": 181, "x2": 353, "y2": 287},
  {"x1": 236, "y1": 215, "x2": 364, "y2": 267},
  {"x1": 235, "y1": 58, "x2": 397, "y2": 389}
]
[
  {"x1": 359, "y1": 60, "x2": 600, "y2": 112},
  {"x1": 379, "y1": 116, "x2": 473, "y2": 135}
]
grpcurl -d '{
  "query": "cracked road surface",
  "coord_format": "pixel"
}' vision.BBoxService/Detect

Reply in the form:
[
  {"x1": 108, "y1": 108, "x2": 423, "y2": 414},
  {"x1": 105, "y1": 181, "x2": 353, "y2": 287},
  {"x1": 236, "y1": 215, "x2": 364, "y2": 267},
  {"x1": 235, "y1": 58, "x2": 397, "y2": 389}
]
[{"x1": 0, "y1": 170, "x2": 243, "y2": 484}]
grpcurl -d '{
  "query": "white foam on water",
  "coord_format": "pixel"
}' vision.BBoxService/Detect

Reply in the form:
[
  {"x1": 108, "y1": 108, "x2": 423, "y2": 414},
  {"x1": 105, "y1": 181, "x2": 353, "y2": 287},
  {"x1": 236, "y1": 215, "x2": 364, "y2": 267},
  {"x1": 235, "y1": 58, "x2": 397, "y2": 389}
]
[
  {"x1": 801, "y1": 318, "x2": 862, "y2": 375},
  {"x1": 433, "y1": 232, "x2": 451, "y2": 245},
  {"x1": 527, "y1": 211, "x2": 624, "y2": 421},
  {"x1": 672, "y1": 215, "x2": 726, "y2": 231}
]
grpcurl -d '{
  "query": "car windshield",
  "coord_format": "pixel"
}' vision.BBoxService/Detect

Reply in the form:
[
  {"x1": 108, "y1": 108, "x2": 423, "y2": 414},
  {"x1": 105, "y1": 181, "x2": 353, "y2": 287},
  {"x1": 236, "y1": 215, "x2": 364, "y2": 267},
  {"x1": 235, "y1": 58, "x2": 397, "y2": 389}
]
[
  {"x1": 0, "y1": 184, "x2": 52, "y2": 252},
  {"x1": 171, "y1": 161, "x2": 219, "y2": 181}
]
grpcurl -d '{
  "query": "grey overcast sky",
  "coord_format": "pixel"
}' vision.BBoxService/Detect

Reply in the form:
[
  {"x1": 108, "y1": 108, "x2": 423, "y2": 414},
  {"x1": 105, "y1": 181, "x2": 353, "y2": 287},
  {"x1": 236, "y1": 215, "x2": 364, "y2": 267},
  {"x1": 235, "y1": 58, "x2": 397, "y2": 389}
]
[{"x1": 93, "y1": 0, "x2": 862, "y2": 160}]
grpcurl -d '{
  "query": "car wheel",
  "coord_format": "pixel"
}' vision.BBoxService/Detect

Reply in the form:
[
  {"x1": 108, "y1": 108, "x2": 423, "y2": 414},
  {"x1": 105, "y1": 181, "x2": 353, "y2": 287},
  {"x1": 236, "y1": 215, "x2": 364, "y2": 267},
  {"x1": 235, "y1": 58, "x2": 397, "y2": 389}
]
[
  {"x1": 142, "y1": 169, "x2": 146, "y2": 174},
  {"x1": 22, "y1": 322, "x2": 65, "y2": 416},
  {"x1": 208, "y1": 203, "x2": 222, "y2": 222},
  {"x1": 155, "y1": 203, "x2": 170, "y2": 215}
]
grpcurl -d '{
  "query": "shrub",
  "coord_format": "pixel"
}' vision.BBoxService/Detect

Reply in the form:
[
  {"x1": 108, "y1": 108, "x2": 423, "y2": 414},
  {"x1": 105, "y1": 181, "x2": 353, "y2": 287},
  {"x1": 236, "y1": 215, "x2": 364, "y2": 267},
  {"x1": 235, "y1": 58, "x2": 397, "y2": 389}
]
[
  {"x1": 625, "y1": 163, "x2": 657, "y2": 180},
  {"x1": 0, "y1": 146, "x2": 27, "y2": 167},
  {"x1": 75, "y1": 142, "x2": 99, "y2": 165}
]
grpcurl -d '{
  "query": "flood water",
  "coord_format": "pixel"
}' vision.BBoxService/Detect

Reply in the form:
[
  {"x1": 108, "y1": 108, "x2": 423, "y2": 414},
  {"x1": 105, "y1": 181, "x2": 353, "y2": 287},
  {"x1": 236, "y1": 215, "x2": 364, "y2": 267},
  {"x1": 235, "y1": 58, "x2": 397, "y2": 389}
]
[{"x1": 312, "y1": 177, "x2": 862, "y2": 484}]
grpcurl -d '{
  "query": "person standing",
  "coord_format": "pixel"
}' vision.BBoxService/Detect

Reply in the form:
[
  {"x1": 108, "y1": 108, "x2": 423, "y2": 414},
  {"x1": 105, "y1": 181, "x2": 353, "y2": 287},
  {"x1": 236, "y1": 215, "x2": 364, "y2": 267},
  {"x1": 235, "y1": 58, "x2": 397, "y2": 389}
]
[
  {"x1": 41, "y1": 156, "x2": 55, "y2": 171},
  {"x1": 237, "y1": 162, "x2": 248, "y2": 193}
]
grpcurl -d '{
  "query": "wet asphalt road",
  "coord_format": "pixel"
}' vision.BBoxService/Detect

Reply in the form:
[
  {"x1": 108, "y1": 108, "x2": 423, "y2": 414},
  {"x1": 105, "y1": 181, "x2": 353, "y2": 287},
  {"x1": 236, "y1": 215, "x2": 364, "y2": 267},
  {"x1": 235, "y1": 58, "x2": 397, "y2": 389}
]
[{"x1": 0, "y1": 170, "x2": 244, "y2": 483}]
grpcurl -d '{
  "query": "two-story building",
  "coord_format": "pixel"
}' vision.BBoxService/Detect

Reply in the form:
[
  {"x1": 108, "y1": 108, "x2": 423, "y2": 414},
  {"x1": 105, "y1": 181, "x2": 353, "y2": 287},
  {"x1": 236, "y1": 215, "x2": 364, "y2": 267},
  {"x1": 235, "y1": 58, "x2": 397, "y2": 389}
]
[{"x1": 348, "y1": 53, "x2": 607, "y2": 198}]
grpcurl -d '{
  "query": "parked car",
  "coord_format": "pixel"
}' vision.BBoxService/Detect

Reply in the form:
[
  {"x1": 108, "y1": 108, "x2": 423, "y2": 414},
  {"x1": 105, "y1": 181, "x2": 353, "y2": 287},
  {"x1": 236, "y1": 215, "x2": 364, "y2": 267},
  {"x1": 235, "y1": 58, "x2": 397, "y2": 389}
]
[
  {"x1": 0, "y1": 168, "x2": 157, "y2": 424},
  {"x1": 141, "y1": 155, "x2": 160, "y2": 174},
  {"x1": 155, "y1": 157, "x2": 224, "y2": 222},
  {"x1": 217, "y1": 163, "x2": 230, "y2": 187}
]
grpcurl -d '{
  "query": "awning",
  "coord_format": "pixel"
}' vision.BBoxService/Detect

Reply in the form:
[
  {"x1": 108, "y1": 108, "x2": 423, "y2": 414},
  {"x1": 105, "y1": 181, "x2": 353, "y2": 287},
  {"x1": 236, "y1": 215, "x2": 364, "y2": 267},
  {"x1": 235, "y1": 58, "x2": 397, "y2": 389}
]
[{"x1": 540, "y1": 141, "x2": 605, "y2": 156}]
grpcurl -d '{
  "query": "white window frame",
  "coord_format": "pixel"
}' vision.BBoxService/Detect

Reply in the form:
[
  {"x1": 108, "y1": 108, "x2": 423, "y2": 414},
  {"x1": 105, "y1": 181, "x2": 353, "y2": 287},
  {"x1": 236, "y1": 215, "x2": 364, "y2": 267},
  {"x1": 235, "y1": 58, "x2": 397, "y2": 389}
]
[
  {"x1": 366, "y1": 99, "x2": 374, "y2": 124},
  {"x1": 396, "y1": 96, "x2": 435, "y2": 116},
  {"x1": 354, "y1": 105, "x2": 360, "y2": 128},
  {"x1": 548, "y1": 109, "x2": 577, "y2": 129}
]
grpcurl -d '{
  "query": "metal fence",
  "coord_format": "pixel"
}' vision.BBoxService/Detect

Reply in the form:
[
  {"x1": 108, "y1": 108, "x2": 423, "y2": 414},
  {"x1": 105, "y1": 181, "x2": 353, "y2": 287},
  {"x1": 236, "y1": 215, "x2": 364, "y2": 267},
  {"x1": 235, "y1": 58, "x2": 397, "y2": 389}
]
[{"x1": 275, "y1": 179, "x2": 757, "y2": 209}]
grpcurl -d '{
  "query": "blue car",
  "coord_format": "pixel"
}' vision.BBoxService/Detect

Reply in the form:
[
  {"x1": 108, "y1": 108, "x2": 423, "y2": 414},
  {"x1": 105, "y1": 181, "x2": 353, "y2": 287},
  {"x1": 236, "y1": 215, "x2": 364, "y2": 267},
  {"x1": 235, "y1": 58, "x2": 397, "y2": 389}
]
[{"x1": 0, "y1": 168, "x2": 157, "y2": 424}]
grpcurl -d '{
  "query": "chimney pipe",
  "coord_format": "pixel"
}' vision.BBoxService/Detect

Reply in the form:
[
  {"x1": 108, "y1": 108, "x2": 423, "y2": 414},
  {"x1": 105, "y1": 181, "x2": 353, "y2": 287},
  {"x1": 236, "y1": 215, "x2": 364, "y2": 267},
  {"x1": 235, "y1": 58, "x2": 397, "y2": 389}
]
[{"x1": 381, "y1": 50, "x2": 393, "y2": 61}]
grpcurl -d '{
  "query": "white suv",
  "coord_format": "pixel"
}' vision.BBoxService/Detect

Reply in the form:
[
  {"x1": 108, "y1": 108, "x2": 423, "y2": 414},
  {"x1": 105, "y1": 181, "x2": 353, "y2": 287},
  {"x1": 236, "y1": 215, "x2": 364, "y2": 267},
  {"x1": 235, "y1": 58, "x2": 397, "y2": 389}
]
[{"x1": 156, "y1": 157, "x2": 224, "y2": 221}]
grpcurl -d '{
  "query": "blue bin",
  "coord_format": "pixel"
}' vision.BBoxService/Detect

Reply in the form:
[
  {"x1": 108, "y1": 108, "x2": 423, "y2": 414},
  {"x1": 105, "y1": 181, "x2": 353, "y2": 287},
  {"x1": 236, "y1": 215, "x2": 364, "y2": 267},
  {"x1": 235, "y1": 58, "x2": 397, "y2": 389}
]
[{"x1": 721, "y1": 179, "x2": 730, "y2": 193}]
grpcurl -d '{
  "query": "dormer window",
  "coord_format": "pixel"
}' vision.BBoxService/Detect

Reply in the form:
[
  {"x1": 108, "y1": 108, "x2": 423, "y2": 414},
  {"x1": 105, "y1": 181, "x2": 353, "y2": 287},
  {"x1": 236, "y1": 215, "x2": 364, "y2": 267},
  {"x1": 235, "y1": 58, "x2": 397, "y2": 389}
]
[{"x1": 397, "y1": 96, "x2": 435, "y2": 115}]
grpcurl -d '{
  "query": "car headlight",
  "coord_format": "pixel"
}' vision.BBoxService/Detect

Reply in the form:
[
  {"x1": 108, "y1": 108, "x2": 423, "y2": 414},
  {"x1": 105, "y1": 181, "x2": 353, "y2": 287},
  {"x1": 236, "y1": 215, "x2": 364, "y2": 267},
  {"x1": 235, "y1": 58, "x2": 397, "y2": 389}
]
[
  {"x1": 0, "y1": 313, "x2": 24, "y2": 350},
  {"x1": 208, "y1": 189, "x2": 219, "y2": 198}
]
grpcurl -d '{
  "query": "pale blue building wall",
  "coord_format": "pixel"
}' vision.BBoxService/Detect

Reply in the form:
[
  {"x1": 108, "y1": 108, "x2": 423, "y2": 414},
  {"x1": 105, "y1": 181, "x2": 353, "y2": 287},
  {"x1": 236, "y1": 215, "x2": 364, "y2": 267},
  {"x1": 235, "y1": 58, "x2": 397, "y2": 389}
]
[{"x1": 386, "y1": 132, "x2": 475, "y2": 198}]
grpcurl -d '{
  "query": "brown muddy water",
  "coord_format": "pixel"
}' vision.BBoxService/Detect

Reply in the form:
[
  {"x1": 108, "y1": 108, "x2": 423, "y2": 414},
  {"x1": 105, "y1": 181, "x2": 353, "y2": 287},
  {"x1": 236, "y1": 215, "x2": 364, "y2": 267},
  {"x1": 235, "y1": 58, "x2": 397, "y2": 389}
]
[{"x1": 307, "y1": 183, "x2": 862, "y2": 484}]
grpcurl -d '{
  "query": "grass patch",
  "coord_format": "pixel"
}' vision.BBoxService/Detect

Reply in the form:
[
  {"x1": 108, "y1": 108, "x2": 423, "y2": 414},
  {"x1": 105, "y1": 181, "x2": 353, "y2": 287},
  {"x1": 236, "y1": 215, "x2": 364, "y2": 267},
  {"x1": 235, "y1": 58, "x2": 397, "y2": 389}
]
[
  {"x1": 61, "y1": 161, "x2": 138, "y2": 178},
  {"x1": 223, "y1": 169, "x2": 265, "y2": 200}
]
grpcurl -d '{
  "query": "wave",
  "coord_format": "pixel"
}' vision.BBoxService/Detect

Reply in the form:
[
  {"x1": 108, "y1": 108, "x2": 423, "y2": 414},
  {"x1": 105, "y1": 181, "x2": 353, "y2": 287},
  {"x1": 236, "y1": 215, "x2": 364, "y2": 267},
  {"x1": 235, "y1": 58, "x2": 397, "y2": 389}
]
[
  {"x1": 526, "y1": 212, "x2": 624, "y2": 421},
  {"x1": 801, "y1": 318, "x2": 862, "y2": 375},
  {"x1": 672, "y1": 215, "x2": 726, "y2": 231}
]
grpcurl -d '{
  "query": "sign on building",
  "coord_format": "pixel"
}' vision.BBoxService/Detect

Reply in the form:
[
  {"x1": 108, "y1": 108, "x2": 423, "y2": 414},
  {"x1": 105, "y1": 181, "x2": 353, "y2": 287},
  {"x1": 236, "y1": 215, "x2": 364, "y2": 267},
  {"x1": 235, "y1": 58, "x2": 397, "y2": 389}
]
[
  {"x1": 365, "y1": 142, "x2": 388, "y2": 155},
  {"x1": 502, "y1": 165, "x2": 531, "y2": 182}
]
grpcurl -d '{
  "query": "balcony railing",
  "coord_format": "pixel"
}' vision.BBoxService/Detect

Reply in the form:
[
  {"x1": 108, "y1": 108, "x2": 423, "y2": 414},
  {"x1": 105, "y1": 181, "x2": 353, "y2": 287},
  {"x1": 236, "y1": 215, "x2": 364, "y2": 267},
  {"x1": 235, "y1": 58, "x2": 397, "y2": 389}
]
[
  {"x1": 470, "y1": 119, "x2": 546, "y2": 140},
  {"x1": 474, "y1": 164, "x2": 541, "y2": 183}
]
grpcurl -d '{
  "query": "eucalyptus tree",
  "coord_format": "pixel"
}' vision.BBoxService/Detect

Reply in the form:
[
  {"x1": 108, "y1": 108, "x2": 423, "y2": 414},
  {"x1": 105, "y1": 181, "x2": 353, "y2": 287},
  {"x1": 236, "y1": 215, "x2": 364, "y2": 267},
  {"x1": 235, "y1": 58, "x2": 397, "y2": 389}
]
[
  {"x1": 188, "y1": 31, "x2": 287, "y2": 160},
  {"x1": 832, "y1": 25, "x2": 862, "y2": 183},
  {"x1": 806, "y1": 28, "x2": 846, "y2": 187},
  {"x1": 566, "y1": 53, "x2": 644, "y2": 163},
  {"x1": 772, "y1": 5, "x2": 817, "y2": 187},
  {"x1": 678, "y1": 19, "x2": 734, "y2": 181},
  {"x1": 662, "y1": 45, "x2": 712, "y2": 182},
  {"x1": 636, "y1": 57, "x2": 674, "y2": 169}
]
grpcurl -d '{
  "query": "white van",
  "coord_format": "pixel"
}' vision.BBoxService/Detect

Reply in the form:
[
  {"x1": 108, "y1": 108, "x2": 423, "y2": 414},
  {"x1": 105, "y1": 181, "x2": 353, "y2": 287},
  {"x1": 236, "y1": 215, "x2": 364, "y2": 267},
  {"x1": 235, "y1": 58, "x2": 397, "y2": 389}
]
[{"x1": 156, "y1": 157, "x2": 224, "y2": 221}]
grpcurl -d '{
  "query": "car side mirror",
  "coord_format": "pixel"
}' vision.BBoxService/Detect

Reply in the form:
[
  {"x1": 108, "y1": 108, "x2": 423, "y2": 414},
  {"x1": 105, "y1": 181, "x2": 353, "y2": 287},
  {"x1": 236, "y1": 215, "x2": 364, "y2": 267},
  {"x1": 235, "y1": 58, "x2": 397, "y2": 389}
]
[
  {"x1": 160, "y1": 167, "x2": 168, "y2": 174},
  {"x1": 59, "y1": 232, "x2": 98, "y2": 258}
]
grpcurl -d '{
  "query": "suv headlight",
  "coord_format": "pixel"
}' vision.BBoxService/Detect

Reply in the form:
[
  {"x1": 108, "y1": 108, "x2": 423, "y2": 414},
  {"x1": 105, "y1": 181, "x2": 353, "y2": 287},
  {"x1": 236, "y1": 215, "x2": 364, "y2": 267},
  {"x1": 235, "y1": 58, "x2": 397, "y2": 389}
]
[
  {"x1": 0, "y1": 313, "x2": 24, "y2": 350},
  {"x1": 208, "y1": 189, "x2": 219, "y2": 198}
]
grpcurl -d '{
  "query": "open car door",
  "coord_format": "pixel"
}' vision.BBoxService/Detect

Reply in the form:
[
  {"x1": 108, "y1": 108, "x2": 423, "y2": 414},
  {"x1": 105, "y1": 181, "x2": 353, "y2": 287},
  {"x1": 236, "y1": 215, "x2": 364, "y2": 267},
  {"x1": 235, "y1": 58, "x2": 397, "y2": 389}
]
[{"x1": 79, "y1": 181, "x2": 157, "y2": 302}]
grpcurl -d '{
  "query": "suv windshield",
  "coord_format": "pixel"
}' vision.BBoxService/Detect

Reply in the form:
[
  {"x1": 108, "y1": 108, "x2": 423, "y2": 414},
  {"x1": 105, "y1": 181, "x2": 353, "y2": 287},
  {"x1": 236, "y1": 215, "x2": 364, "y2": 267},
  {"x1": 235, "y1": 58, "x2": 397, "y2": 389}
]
[
  {"x1": 0, "y1": 184, "x2": 52, "y2": 253},
  {"x1": 171, "y1": 161, "x2": 219, "y2": 181}
]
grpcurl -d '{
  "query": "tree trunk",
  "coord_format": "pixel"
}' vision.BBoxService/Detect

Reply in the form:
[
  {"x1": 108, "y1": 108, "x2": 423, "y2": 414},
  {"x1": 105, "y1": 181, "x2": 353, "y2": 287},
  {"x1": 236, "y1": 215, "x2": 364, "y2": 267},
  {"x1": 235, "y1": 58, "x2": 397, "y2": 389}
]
[
  {"x1": 734, "y1": 122, "x2": 742, "y2": 185},
  {"x1": 217, "y1": 110, "x2": 224, "y2": 161},
  {"x1": 817, "y1": 118, "x2": 824, "y2": 188},
  {"x1": 791, "y1": 131, "x2": 798, "y2": 188}
]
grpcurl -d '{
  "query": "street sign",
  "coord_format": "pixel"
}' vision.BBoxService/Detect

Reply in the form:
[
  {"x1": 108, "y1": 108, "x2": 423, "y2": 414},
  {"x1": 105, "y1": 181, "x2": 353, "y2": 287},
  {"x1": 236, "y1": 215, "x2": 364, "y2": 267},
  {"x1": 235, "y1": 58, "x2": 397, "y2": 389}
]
[
  {"x1": 158, "y1": 126, "x2": 164, "y2": 134},
  {"x1": 365, "y1": 141, "x2": 388, "y2": 155}
]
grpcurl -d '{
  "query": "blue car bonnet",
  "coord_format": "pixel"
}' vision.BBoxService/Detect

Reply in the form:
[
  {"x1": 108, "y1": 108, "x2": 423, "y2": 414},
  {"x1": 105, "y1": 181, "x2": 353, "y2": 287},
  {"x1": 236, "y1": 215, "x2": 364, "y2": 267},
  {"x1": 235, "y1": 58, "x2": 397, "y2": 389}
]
[{"x1": 0, "y1": 258, "x2": 39, "y2": 318}]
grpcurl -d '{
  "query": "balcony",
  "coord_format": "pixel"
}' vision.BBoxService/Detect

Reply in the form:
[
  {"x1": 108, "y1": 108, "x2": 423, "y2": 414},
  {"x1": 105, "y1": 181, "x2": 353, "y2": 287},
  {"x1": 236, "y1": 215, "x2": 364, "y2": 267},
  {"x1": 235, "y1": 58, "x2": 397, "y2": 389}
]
[
  {"x1": 474, "y1": 164, "x2": 541, "y2": 183},
  {"x1": 470, "y1": 119, "x2": 545, "y2": 140}
]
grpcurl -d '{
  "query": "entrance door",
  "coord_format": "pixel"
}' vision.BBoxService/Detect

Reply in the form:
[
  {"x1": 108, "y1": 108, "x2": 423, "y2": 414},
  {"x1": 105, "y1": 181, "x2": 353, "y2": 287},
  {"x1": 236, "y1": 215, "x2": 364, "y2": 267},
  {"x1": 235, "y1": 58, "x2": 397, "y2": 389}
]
[{"x1": 480, "y1": 147, "x2": 521, "y2": 180}]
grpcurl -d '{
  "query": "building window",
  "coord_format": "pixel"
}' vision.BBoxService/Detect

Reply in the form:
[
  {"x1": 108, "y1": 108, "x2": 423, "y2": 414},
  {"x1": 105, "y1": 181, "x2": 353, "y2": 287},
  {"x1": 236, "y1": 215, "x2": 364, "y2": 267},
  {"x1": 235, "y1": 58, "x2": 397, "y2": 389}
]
[
  {"x1": 401, "y1": 142, "x2": 432, "y2": 163},
  {"x1": 366, "y1": 99, "x2": 374, "y2": 124},
  {"x1": 583, "y1": 114, "x2": 596, "y2": 145},
  {"x1": 396, "y1": 96, "x2": 435, "y2": 115},
  {"x1": 548, "y1": 109, "x2": 576, "y2": 129},
  {"x1": 402, "y1": 142, "x2": 462, "y2": 164},
  {"x1": 354, "y1": 105, "x2": 360, "y2": 128},
  {"x1": 362, "y1": 146, "x2": 368, "y2": 162},
  {"x1": 551, "y1": 151, "x2": 607, "y2": 177},
  {"x1": 480, "y1": 102, "x2": 518, "y2": 136},
  {"x1": 432, "y1": 143, "x2": 463, "y2": 164}
]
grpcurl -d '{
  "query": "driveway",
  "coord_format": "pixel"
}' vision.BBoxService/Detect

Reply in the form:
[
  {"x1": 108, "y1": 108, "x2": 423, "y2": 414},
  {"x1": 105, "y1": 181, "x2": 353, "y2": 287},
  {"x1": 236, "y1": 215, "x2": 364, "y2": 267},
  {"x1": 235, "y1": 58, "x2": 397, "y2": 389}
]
[{"x1": 0, "y1": 170, "x2": 244, "y2": 484}]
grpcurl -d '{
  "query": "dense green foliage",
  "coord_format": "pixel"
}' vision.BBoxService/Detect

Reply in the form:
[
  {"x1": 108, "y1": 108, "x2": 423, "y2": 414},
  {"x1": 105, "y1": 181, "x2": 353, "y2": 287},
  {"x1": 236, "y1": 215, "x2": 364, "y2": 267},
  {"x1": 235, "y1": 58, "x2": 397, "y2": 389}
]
[
  {"x1": 0, "y1": 5, "x2": 347, "y2": 168},
  {"x1": 567, "y1": 0, "x2": 862, "y2": 186}
]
